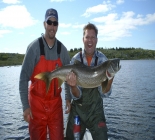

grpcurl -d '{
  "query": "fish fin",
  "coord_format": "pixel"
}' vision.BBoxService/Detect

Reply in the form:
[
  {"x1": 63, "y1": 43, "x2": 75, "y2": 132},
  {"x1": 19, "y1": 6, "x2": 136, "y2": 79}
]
[
  {"x1": 101, "y1": 79, "x2": 108, "y2": 93},
  {"x1": 74, "y1": 59, "x2": 83, "y2": 65},
  {"x1": 34, "y1": 72, "x2": 51, "y2": 94},
  {"x1": 58, "y1": 78, "x2": 63, "y2": 88}
]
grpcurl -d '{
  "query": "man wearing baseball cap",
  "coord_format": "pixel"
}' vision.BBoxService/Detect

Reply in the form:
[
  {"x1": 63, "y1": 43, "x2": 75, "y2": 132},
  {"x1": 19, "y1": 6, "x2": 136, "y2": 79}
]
[{"x1": 19, "y1": 8, "x2": 71, "y2": 140}]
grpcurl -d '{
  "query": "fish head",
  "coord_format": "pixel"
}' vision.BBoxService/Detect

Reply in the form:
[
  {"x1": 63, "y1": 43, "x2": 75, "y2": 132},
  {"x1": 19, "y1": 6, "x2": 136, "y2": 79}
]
[{"x1": 107, "y1": 58, "x2": 121, "y2": 77}]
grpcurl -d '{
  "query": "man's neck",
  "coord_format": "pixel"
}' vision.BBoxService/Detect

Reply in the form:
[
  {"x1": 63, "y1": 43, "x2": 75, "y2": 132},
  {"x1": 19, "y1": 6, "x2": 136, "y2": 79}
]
[
  {"x1": 85, "y1": 50, "x2": 94, "y2": 57},
  {"x1": 44, "y1": 35, "x2": 55, "y2": 47}
]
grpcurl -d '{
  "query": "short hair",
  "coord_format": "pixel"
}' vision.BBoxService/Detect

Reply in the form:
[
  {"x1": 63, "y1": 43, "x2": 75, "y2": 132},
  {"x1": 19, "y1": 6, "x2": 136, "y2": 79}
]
[{"x1": 83, "y1": 23, "x2": 98, "y2": 37}]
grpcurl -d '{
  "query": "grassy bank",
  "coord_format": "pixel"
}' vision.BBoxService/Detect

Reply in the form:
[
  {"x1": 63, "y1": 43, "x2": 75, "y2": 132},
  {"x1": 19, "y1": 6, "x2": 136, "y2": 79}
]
[{"x1": 0, "y1": 48, "x2": 155, "y2": 67}]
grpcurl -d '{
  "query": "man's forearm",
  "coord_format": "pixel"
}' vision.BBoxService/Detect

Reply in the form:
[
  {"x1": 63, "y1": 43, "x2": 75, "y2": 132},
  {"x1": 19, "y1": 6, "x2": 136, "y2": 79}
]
[{"x1": 70, "y1": 86, "x2": 80, "y2": 98}]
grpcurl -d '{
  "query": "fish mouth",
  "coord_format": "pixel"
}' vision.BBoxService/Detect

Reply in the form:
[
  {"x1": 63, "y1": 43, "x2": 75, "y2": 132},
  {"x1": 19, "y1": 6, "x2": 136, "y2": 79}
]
[
  {"x1": 117, "y1": 59, "x2": 121, "y2": 70},
  {"x1": 108, "y1": 58, "x2": 121, "y2": 75},
  {"x1": 115, "y1": 59, "x2": 121, "y2": 71}
]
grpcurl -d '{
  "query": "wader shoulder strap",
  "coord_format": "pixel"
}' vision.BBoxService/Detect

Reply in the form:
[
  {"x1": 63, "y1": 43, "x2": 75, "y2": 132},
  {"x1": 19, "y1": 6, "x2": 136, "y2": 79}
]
[
  {"x1": 38, "y1": 37, "x2": 45, "y2": 55},
  {"x1": 80, "y1": 51, "x2": 83, "y2": 64},
  {"x1": 95, "y1": 55, "x2": 98, "y2": 66},
  {"x1": 57, "y1": 40, "x2": 61, "y2": 57},
  {"x1": 80, "y1": 51, "x2": 98, "y2": 66},
  {"x1": 38, "y1": 37, "x2": 61, "y2": 56}
]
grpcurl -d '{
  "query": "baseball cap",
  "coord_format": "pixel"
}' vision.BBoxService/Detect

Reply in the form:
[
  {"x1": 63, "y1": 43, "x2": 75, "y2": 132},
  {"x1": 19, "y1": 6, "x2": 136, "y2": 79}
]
[{"x1": 45, "y1": 8, "x2": 58, "y2": 22}]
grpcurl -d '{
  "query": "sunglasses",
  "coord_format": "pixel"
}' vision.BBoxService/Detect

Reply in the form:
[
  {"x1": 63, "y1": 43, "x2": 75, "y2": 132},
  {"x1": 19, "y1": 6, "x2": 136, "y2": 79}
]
[{"x1": 46, "y1": 20, "x2": 58, "y2": 26}]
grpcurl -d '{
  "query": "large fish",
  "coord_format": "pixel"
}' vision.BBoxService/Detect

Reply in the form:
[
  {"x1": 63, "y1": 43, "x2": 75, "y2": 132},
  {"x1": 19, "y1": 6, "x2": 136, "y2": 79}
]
[{"x1": 34, "y1": 58, "x2": 121, "y2": 93}]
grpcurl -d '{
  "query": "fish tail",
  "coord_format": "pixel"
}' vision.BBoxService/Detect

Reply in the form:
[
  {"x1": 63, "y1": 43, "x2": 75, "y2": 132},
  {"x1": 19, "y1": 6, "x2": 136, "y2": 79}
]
[{"x1": 34, "y1": 72, "x2": 51, "y2": 94}]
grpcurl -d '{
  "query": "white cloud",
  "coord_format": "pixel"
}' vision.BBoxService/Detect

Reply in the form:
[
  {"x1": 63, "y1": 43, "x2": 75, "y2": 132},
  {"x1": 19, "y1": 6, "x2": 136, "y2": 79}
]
[
  {"x1": 91, "y1": 11, "x2": 155, "y2": 41},
  {"x1": 144, "y1": 13, "x2": 155, "y2": 24},
  {"x1": 72, "y1": 24, "x2": 85, "y2": 29},
  {"x1": 0, "y1": 30, "x2": 12, "y2": 37},
  {"x1": 92, "y1": 13, "x2": 118, "y2": 23},
  {"x1": 50, "y1": 0, "x2": 74, "y2": 2},
  {"x1": 133, "y1": 0, "x2": 146, "y2": 1},
  {"x1": 59, "y1": 23, "x2": 72, "y2": 28},
  {"x1": 82, "y1": 2, "x2": 115, "y2": 17},
  {"x1": 137, "y1": 14, "x2": 143, "y2": 18},
  {"x1": 60, "y1": 32, "x2": 71, "y2": 35},
  {"x1": 2, "y1": 0, "x2": 21, "y2": 4},
  {"x1": 0, "y1": 5, "x2": 38, "y2": 29},
  {"x1": 116, "y1": 0, "x2": 124, "y2": 5}
]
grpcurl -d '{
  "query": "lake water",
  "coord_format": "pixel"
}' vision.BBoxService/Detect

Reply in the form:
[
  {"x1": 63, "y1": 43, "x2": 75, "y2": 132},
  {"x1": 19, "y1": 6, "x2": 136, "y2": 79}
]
[{"x1": 0, "y1": 60, "x2": 155, "y2": 140}]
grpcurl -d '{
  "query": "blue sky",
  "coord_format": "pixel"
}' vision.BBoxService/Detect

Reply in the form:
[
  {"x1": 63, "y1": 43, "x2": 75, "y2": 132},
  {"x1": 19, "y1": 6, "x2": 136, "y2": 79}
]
[{"x1": 0, "y1": 0, "x2": 155, "y2": 54}]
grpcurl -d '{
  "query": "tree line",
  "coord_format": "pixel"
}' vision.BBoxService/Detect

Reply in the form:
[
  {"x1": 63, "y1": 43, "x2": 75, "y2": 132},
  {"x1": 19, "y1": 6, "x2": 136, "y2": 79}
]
[
  {"x1": 0, "y1": 47, "x2": 155, "y2": 66},
  {"x1": 69, "y1": 47, "x2": 155, "y2": 60}
]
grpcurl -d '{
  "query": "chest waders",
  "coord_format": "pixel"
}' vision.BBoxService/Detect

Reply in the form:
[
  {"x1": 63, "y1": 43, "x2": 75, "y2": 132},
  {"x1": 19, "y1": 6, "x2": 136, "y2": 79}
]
[
  {"x1": 28, "y1": 37, "x2": 64, "y2": 140},
  {"x1": 66, "y1": 53, "x2": 108, "y2": 140}
]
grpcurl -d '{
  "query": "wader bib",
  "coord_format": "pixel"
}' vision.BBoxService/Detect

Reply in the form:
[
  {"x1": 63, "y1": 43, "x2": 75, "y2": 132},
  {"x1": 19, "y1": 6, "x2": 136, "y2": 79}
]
[
  {"x1": 28, "y1": 37, "x2": 64, "y2": 140},
  {"x1": 66, "y1": 88, "x2": 108, "y2": 140}
]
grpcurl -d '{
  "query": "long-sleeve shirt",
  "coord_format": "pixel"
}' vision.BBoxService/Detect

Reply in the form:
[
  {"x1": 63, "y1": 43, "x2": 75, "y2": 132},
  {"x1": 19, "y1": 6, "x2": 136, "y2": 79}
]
[
  {"x1": 70, "y1": 50, "x2": 112, "y2": 100},
  {"x1": 19, "y1": 35, "x2": 71, "y2": 111}
]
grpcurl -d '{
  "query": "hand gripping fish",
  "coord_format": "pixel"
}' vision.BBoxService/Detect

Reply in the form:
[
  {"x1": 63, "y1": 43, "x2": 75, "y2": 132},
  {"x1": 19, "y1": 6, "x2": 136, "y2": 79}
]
[{"x1": 34, "y1": 58, "x2": 121, "y2": 93}]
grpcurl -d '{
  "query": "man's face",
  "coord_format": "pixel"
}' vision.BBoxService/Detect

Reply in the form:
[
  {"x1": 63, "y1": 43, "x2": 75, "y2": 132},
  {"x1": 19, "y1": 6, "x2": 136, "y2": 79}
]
[
  {"x1": 44, "y1": 17, "x2": 58, "y2": 39},
  {"x1": 83, "y1": 29, "x2": 98, "y2": 56}
]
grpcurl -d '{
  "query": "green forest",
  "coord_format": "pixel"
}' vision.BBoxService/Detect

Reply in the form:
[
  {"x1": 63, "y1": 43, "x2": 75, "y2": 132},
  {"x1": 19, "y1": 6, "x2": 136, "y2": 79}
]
[{"x1": 0, "y1": 47, "x2": 155, "y2": 67}]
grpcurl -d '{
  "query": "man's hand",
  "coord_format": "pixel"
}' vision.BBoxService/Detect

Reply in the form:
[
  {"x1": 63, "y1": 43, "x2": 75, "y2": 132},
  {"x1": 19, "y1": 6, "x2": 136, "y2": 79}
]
[
  {"x1": 66, "y1": 71, "x2": 77, "y2": 87},
  {"x1": 66, "y1": 71, "x2": 80, "y2": 98},
  {"x1": 23, "y1": 108, "x2": 33, "y2": 123}
]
